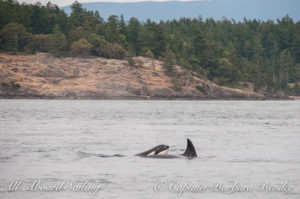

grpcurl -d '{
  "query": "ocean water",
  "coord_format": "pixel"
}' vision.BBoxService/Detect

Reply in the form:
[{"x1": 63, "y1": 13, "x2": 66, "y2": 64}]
[{"x1": 0, "y1": 100, "x2": 299, "y2": 199}]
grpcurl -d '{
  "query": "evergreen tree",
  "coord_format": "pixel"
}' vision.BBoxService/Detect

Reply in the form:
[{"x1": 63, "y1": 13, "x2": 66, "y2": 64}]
[
  {"x1": 279, "y1": 50, "x2": 293, "y2": 90},
  {"x1": 127, "y1": 17, "x2": 141, "y2": 55},
  {"x1": 0, "y1": 22, "x2": 29, "y2": 53},
  {"x1": 48, "y1": 24, "x2": 67, "y2": 56},
  {"x1": 0, "y1": 0, "x2": 299, "y2": 93}
]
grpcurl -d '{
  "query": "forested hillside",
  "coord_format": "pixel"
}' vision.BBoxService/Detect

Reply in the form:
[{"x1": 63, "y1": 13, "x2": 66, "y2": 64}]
[{"x1": 0, "y1": 0, "x2": 299, "y2": 95}]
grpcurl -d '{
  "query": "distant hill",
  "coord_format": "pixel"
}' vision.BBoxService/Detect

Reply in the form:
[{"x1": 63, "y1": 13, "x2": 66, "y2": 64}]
[{"x1": 62, "y1": 0, "x2": 300, "y2": 22}]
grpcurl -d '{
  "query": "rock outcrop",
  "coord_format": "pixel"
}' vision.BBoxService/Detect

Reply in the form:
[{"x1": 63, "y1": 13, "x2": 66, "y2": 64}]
[{"x1": 0, "y1": 53, "x2": 289, "y2": 100}]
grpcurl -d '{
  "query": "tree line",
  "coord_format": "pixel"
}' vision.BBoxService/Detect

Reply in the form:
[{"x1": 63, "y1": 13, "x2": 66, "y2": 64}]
[{"x1": 0, "y1": 0, "x2": 299, "y2": 94}]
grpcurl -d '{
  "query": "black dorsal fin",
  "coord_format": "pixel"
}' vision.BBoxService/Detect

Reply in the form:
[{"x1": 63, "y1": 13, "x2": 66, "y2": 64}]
[{"x1": 182, "y1": 139, "x2": 197, "y2": 158}]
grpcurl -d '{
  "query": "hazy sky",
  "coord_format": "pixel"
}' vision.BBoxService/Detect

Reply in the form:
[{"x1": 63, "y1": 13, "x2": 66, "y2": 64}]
[{"x1": 18, "y1": 0, "x2": 208, "y2": 7}]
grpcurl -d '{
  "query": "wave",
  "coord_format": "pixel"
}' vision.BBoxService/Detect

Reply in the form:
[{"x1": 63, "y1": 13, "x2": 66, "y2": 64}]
[{"x1": 77, "y1": 151, "x2": 126, "y2": 159}]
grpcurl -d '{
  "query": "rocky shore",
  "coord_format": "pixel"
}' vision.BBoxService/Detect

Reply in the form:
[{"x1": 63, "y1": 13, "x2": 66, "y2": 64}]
[{"x1": 0, "y1": 53, "x2": 290, "y2": 100}]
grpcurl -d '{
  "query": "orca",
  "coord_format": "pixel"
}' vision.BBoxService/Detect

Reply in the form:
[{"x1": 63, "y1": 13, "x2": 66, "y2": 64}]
[
  {"x1": 135, "y1": 139, "x2": 197, "y2": 159},
  {"x1": 135, "y1": 144, "x2": 170, "y2": 157}
]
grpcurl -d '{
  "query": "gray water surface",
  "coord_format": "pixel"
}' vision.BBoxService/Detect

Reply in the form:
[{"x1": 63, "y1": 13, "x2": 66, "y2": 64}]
[{"x1": 0, "y1": 100, "x2": 299, "y2": 198}]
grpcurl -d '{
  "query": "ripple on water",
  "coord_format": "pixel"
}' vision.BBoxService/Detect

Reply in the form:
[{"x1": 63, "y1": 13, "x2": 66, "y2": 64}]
[{"x1": 0, "y1": 100, "x2": 299, "y2": 199}]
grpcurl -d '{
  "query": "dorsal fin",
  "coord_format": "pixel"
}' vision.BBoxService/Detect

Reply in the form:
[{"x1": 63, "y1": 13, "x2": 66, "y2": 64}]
[{"x1": 182, "y1": 139, "x2": 197, "y2": 158}]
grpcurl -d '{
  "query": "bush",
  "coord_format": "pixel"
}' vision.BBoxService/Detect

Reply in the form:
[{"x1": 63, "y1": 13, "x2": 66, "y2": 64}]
[
  {"x1": 172, "y1": 79, "x2": 182, "y2": 91},
  {"x1": 286, "y1": 82, "x2": 300, "y2": 95},
  {"x1": 173, "y1": 84, "x2": 182, "y2": 91},
  {"x1": 71, "y1": 39, "x2": 92, "y2": 57},
  {"x1": 0, "y1": 23, "x2": 30, "y2": 53},
  {"x1": 127, "y1": 57, "x2": 144, "y2": 67},
  {"x1": 99, "y1": 43, "x2": 127, "y2": 60},
  {"x1": 24, "y1": 46, "x2": 35, "y2": 54},
  {"x1": 195, "y1": 85, "x2": 206, "y2": 93},
  {"x1": 127, "y1": 57, "x2": 136, "y2": 66},
  {"x1": 144, "y1": 49, "x2": 154, "y2": 59},
  {"x1": 1, "y1": 81, "x2": 21, "y2": 90},
  {"x1": 136, "y1": 59, "x2": 144, "y2": 67},
  {"x1": 69, "y1": 26, "x2": 88, "y2": 42},
  {"x1": 111, "y1": 43, "x2": 127, "y2": 59},
  {"x1": 26, "y1": 34, "x2": 53, "y2": 53},
  {"x1": 88, "y1": 33, "x2": 107, "y2": 56}
]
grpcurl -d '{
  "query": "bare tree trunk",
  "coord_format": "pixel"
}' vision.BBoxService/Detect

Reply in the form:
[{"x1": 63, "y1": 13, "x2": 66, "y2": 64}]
[
  {"x1": 14, "y1": 31, "x2": 18, "y2": 54},
  {"x1": 151, "y1": 58, "x2": 155, "y2": 70},
  {"x1": 272, "y1": 59, "x2": 275, "y2": 82},
  {"x1": 185, "y1": 69, "x2": 190, "y2": 88},
  {"x1": 280, "y1": 67, "x2": 283, "y2": 91},
  {"x1": 286, "y1": 66, "x2": 289, "y2": 88}
]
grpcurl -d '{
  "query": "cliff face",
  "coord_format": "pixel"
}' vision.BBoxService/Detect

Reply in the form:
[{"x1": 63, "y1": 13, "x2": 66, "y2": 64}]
[{"x1": 0, "y1": 53, "x2": 285, "y2": 100}]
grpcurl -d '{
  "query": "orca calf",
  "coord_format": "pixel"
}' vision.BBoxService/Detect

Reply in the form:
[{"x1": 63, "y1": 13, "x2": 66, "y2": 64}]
[{"x1": 135, "y1": 139, "x2": 197, "y2": 159}]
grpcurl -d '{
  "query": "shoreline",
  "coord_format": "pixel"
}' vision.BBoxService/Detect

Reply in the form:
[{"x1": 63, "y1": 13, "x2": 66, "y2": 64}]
[
  {"x1": 0, "y1": 95, "x2": 293, "y2": 101},
  {"x1": 289, "y1": 96, "x2": 300, "y2": 100},
  {"x1": 0, "y1": 53, "x2": 293, "y2": 101}
]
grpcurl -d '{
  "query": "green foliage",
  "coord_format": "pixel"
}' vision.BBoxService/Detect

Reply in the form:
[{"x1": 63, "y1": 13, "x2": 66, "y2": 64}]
[
  {"x1": 139, "y1": 21, "x2": 166, "y2": 57},
  {"x1": 105, "y1": 15, "x2": 119, "y2": 43},
  {"x1": 172, "y1": 79, "x2": 182, "y2": 91},
  {"x1": 278, "y1": 49, "x2": 293, "y2": 90},
  {"x1": 88, "y1": 33, "x2": 107, "y2": 56},
  {"x1": 26, "y1": 34, "x2": 53, "y2": 52},
  {"x1": 0, "y1": 22, "x2": 30, "y2": 53},
  {"x1": 71, "y1": 38, "x2": 92, "y2": 57},
  {"x1": 162, "y1": 49, "x2": 176, "y2": 76},
  {"x1": 69, "y1": 26, "x2": 89, "y2": 43},
  {"x1": 127, "y1": 17, "x2": 141, "y2": 55},
  {"x1": 144, "y1": 49, "x2": 154, "y2": 59},
  {"x1": 217, "y1": 58, "x2": 241, "y2": 85},
  {"x1": 47, "y1": 25, "x2": 67, "y2": 56},
  {"x1": 286, "y1": 82, "x2": 300, "y2": 95},
  {"x1": 99, "y1": 43, "x2": 127, "y2": 59},
  {"x1": 110, "y1": 43, "x2": 127, "y2": 59},
  {"x1": 127, "y1": 57, "x2": 136, "y2": 66},
  {"x1": 0, "y1": 1, "x2": 299, "y2": 93},
  {"x1": 127, "y1": 57, "x2": 143, "y2": 67},
  {"x1": 1, "y1": 81, "x2": 21, "y2": 90},
  {"x1": 195, "y1": 85, "x2": 207, "y2": 93},
  {"x1": 136, "y1": 59, "x2": 144, "y2": 67}
]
